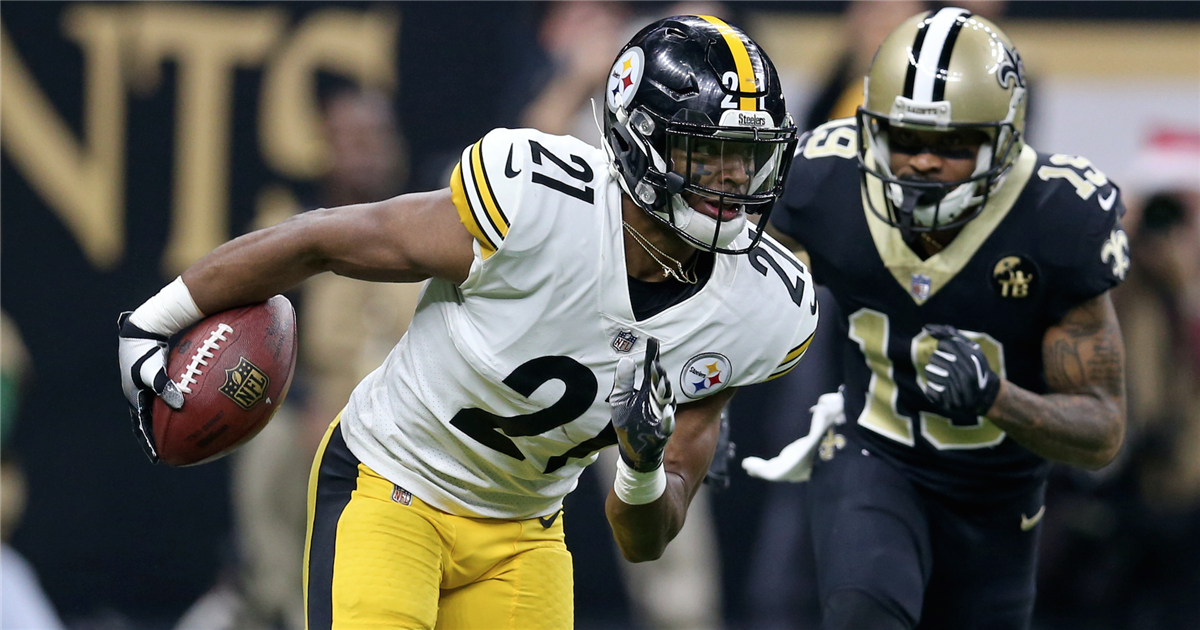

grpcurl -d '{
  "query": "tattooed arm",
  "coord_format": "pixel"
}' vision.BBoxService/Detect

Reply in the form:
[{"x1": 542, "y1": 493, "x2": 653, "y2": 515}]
[{"x1": 986, "y1": 292, "x2": 1126, "y2": 469}]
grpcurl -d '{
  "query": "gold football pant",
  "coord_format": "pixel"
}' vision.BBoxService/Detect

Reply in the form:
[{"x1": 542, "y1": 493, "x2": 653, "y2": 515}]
[{"x1": 305, "y1": 417, "x2": 574, "y2": 630}]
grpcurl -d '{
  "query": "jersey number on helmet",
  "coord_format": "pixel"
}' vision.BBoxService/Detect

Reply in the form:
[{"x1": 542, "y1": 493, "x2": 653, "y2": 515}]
[
  {"x1": 450, "y1": 355, "x2": 616, "y2": 474},
  {"x1": 848, "y1": 308, "x2": 1007, "y2": 450},
  {"x1": 529, "y1": 140, "x2": 595, "y2": 204}
]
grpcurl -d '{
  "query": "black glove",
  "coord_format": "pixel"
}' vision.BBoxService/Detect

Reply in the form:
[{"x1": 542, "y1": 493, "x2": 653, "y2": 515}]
[
  {"x1": 118, "y1": 312, "x2": 184, "y2": 463},
  {"x1": 703, "y1": 408, "x2": 736, "y2": 491},
  {"x1": 611, "y1": 337, "x2": 676, "y2": 473},
  {"x1": 921, "y1": 324, "x2": 1001, "y2": 417}
]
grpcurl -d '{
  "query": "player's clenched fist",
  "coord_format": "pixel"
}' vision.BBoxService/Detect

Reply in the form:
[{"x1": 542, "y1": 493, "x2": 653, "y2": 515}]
[
  {"x1": 611, "y1": 337, "x2": 676, "y2": 473},
  {"x1": 921, "y1": 324, "x2": 1001, "y2": 417}
]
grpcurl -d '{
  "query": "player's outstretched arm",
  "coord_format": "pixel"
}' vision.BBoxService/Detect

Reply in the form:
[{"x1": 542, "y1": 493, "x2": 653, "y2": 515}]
[
  {"x1": 118, "y1": 188, "x2": 473, "y2": 436},
  {"x1": 987, "y1": 292, "x2": 1126, "y2": 469},
  {"x1": 606, "y1": 380, "x2": 733, "y2": 563},
  {"x1": 184, "y1": 188, "x2": 473, "y2": 315}
]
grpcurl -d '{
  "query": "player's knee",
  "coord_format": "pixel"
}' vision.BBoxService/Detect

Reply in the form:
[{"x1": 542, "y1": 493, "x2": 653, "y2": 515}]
[{"x1": 820, "y1": 589, "x2": 911, "y2": 630}]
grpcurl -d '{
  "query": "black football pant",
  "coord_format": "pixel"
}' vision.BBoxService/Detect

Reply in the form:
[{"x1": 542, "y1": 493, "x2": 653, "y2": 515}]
[{"x1": 804, "y1": 432, "x2": 1045, "y2": 630}]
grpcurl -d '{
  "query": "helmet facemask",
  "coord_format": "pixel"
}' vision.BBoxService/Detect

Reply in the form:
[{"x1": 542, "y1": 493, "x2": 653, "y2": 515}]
[
  {"x1": 857, "y1": 107, "x2": 1021, "y2": 241},
  {"x1": 621, "y1": 108, "x2": 796, "y2": 254}
]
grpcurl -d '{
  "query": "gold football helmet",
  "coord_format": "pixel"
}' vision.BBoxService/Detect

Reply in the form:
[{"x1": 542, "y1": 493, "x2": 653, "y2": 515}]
[{"x1": 858, "y1": 7, "x2": 1027, "y2": 235}]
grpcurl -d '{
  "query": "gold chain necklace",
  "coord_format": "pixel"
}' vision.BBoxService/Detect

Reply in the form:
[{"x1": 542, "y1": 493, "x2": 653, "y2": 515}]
[{"x1": 622, "y1": 222, "x2": 698, "y2": 284}]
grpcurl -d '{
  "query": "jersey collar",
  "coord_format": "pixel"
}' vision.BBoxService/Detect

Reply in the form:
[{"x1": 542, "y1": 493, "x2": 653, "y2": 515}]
[{"x1": 860, "y1": 144, "x2": 1037, "y2": 305}]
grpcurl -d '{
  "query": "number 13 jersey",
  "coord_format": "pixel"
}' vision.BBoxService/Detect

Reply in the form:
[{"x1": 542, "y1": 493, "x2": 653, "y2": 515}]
[{"x1": 341, "y1": 128, "x2": 819, "y2": 519}]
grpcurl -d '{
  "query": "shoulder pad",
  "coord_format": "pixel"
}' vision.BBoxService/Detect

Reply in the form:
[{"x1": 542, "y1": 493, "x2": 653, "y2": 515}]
[
  {"x1": 1029, "y1": 151, "x2": 1128, "y2": 302},
  {"x1": 450, "y1": 129, "x2": 601, "y2": 260},
  {"x1": 744, "y1": 235, "x2": 820, "y2": 381},
  {"x1": 774, "y1": 118, "x2": 860, "y2": 245},
  {"x1": 798, "y1": 117, "x2": 859, "y2": 161}
]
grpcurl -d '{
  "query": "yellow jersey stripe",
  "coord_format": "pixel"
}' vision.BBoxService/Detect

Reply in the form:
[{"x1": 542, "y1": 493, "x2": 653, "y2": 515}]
[
  {"x1": 449, "y1": 162, "x2": 498, "y2": 259},
  {"x1": 781, "y1": 331, "x2": 815, "y2": 365},
  {"x1": 699, "y1": 15, "x2": 758, "y2": 111},
  {"x1": 765, "y1": 331, "x2": 816, "y2": 380},
  {"x1": 469, "y1": 140, "x2": 510, "y2": 239},
  {"x1": 764, "y1": 358, "x2": 803, "y2": 381}
]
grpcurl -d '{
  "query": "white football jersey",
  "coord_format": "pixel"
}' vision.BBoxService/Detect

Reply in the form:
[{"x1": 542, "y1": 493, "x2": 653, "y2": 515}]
[{"x1": 341, "y1": 128, "x2": 818, "y2": 519}]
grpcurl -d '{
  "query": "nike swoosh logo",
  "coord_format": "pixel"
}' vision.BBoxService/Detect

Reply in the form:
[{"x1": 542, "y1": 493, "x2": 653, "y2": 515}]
[
  {"x1": 1020, "y1": 505, "x2": 1045, "y2": 531},
  {"x1": 970, "y1": 355, "x2": 988, "y2": 390},
  {"x1": 1098, "y1": 188, "x2": 1118, "y2": 211},
  {"x1": 505, "y1": 145, "x2": 521, "y2": 178},
  {"x1": 539, "y1": 511, "x2": 560, "y2": 529}
]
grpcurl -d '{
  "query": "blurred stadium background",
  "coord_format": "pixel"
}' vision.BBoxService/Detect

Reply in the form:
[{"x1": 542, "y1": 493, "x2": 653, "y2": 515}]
[{"x1": 1, "y1": 2, "x2": 1197, "y2": 629}]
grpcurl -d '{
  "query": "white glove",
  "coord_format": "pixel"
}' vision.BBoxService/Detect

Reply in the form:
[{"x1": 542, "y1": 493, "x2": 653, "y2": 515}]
[
  {"x1": 117, "y1": 277, "x2": 203, "y2": 462},
  {"x1": 742, "y1": 390, "x2": 845, "y2": 482}
]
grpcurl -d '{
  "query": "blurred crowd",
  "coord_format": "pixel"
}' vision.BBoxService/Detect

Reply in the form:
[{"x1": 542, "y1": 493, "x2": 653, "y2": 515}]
[{"x1": 2, "y1": 2, "x2": 1198, "y2": 629}]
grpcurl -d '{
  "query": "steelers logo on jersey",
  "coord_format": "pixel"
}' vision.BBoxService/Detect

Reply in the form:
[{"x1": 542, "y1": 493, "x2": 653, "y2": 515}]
[
  {"x1": 990, "y1": 254, "x2": 1038, "y2": 299},
  {"x1": 680, "y1": 353, "x2": 732, "y2": 399},
  {"x1": 607, "y1": 46, "x2": 645, "y2": 113}
]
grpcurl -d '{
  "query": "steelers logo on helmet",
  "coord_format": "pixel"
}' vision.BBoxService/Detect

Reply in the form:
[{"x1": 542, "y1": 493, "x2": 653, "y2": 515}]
[
  {"x1": 680, "y1": 352, "x2": 732, "y2": 399},
  {"x1": 606, "y1": 46, "x2": 645, "y2": 113},
  {"x1": 600, "y1": 16, "x2": 798, "y2": 256}
]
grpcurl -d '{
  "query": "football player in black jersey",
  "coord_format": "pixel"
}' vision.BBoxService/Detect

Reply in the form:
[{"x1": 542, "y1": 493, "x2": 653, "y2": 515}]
[{"x1": 743, "y1": 8, "x2": 1129, "y2": 630}]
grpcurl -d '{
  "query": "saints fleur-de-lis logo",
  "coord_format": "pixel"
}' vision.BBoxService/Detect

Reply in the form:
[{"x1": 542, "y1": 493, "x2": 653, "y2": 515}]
[
  {"x1": 818, "y1": 428, "x2": 845, "y2": 462},
  {"x1": 996, "y1": 42, "x2": 1026, "y2": 89},
  {"x1": 1100, "y1": 229, "x2": 1130, "y2": 280}
]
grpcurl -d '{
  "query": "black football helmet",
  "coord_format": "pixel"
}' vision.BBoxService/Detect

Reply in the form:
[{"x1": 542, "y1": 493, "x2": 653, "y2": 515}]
[{"x1": 602, "y1": 15, "x2": 797, "y2": 254}]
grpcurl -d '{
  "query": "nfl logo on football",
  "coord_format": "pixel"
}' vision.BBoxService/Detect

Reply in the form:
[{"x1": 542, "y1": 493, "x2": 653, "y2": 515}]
[
  {"x1": 612, "y1": 329, "x2": 638, "y2": 353},
  {"x1": 911, "y1": 274, "x2": 932, "y2": 300}
]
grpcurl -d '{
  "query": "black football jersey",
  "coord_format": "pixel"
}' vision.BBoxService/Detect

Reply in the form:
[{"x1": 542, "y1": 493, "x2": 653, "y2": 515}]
[{"x1": 771, "y1": 119, "x2": 1128, "y2": 503}]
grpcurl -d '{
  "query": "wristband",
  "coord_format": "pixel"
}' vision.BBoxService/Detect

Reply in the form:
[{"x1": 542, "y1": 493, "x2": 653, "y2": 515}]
[
  {"x1": 129, "y1": 277, "x2": 204, "y2": 337},
  {"x1": 613, "y1": 456, "x2": 667, "y2": 505}
]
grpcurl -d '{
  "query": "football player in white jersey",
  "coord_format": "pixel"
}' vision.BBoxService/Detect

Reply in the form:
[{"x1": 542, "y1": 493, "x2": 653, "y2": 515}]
[{"x1": 118, "y1": 15, "x2": 817, "y2": 630}]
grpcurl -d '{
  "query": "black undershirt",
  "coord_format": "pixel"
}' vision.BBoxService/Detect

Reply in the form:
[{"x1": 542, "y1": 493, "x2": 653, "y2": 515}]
[{"x1": 627, "y1": 252, "x2": 715, "y2": 321}]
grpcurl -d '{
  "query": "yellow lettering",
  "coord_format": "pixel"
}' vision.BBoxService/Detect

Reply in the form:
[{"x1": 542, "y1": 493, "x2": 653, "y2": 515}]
[
  {"x1": 127, "y1": 5, "x2": 285, "y2": 275},
  {"x1": 0, "y1": 6, "x2": 127, "y2": 269},
  {"x1": 260, "y1": 8, "x2": 399, "y2": 179}
]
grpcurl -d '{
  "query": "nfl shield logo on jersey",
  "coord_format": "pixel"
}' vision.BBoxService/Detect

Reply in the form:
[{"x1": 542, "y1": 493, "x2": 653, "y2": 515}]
[
  {"x1": 612, "y1": 329, "x2": 638, "y2": 353},
  {"x1": 911, "y1": 274, "x2": 932, "y2": 300}
]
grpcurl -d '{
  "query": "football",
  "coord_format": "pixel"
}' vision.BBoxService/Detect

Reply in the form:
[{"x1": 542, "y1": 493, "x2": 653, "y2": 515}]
[{"x1": 152, "y1": 295, "x2": 298, "y2": 466}]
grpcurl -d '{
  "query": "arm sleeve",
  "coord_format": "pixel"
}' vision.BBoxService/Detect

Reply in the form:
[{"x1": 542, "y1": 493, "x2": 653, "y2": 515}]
[
  {"x1": 764, "y1": 254, "x2": 820, "y2": 382},
  {"x1": 1043, "y1": 178, "x2": 1128, "y2": 323},
  {"x1": 449, "y1": 128, "x2": 526, "y2": 263}
]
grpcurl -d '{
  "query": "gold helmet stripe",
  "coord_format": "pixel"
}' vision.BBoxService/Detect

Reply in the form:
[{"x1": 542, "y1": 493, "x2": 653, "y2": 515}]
[
  {"x1": 908, "y1": 8, "x2": 970, "y2": 103},
  {"x1": 698, "y1": 15, "x2": 758, "y2": 111}
]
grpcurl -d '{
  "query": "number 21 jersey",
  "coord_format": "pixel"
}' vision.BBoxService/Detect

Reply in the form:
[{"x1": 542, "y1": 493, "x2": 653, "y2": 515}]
[{"x1": 341, "y1": 128, "x2": 819, "y2": 519}]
